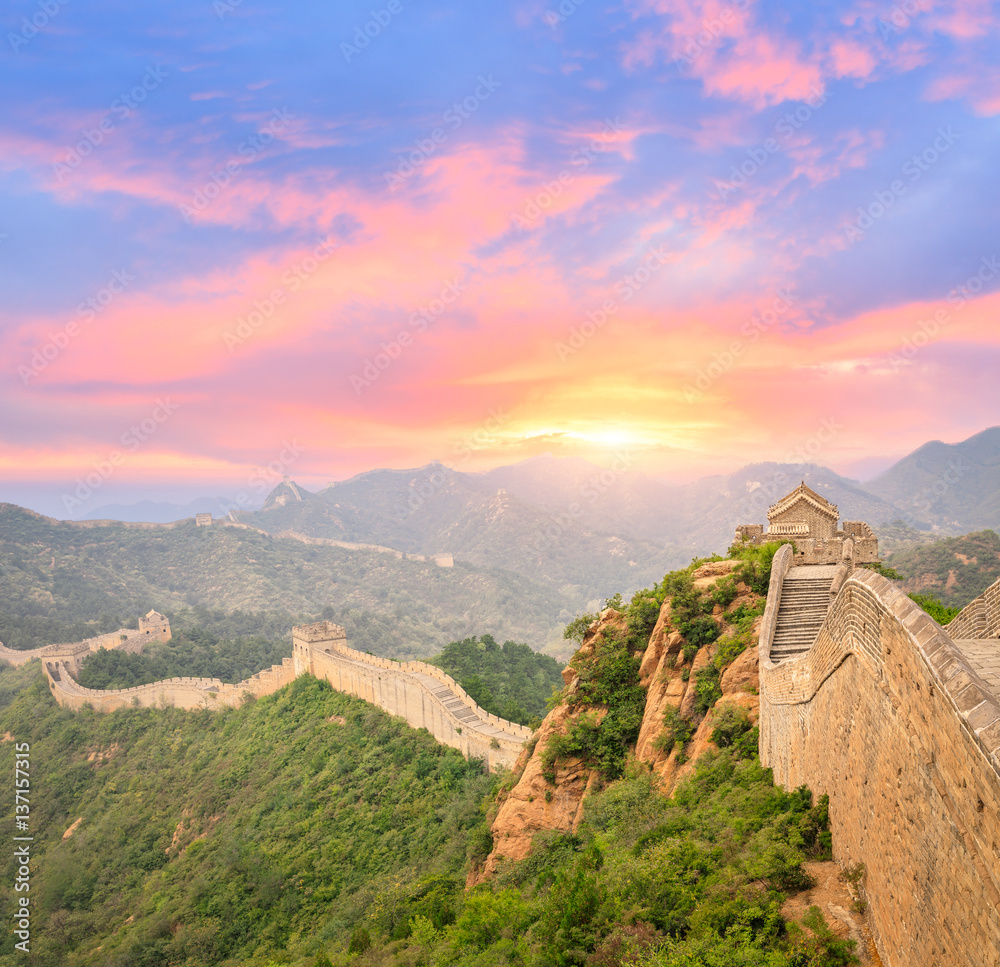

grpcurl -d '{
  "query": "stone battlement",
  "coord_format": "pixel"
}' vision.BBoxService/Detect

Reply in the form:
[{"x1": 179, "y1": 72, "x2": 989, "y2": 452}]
[
  {"x1": 29, "y1": 617, "x2": 529, "y2": 771},
  {"x1": 735, "y1": 481, "x2": 879, "y2": 566},
  {"x1": 0, "y1": 610, "x2": 171, "y2": 671},
  {"x1": 759, "y1": 545, "x2": 1000, "y2": 967}
]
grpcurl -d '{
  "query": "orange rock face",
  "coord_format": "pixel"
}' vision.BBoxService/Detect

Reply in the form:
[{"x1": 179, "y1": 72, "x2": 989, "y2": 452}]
[{"x1": 475, "y1": 568, "x2": 764, "y2": 883}]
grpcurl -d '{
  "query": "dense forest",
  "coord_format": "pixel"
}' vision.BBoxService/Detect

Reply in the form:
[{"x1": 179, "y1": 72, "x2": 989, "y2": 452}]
[{"x1": 429, "y1": 635, "x2": 564, "y2": 725}]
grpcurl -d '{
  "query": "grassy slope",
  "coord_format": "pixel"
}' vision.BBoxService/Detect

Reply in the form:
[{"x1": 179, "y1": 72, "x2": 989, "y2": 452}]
[{"x1": 0, "y1": 666, "x2": 495, "y2": 967}]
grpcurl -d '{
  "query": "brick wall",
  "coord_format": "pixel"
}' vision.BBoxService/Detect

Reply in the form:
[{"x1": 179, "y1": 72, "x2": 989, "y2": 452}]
[{"x1": 759, "y1": 567, "x2": 1000, "y2": 967}]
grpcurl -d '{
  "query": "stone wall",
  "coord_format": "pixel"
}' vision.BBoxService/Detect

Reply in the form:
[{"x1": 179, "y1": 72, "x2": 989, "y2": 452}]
[
  {"x1": 0, "y1": 621, "x2": 166, "y2": 671},
  {"x1": 948, "y1": 575, "x2": 1000, "y2": 638},
  {"x1": 39, "y1": 619, "x2": 530, "y2": 772},
  {"x1": 43, "y1": 658, "x2": 298, "y2": 713},
  {"x1": 759, "y1": 564, "x2": 1000, "y2": 967},
  {"x1": 773, "y1": 501, "x2": 837, "y2": 539},
  {"x1": 291, "y1": 622, "x2": 531, "y2": 771}
]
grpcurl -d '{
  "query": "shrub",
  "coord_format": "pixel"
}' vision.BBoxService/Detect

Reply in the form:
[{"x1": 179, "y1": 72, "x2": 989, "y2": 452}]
[
  {"x1": 693, "y1": 665, "x2": 722, "y2": 717},
  {"x1": 728, "y1": 541, "x2": 795, "y2": 594},
  {"x1": 908, "y1": 593, "x2": 961, "y2": 625},
  {"x1": 710, "y1": 704, "x2": 752, "y2": 749},
  {"x1": 654, "y1": 706, "x2": 694, "y2": 754}
]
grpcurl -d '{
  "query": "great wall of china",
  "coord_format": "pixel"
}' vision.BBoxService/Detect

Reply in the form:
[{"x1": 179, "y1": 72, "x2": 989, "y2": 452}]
[
  {"x1": 5, "y1": 482, "x2": 1000, "y2": 965},
  {"x1": 1, "y1": 617, "x2": 530, "y2": 772},
  {"x1": 759, "y1": 544, "x2": 1000, "y2": 967}
]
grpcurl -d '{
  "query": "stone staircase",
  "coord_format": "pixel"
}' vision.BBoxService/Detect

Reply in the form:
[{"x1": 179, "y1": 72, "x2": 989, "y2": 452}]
[
  {"x1": 413, "y1": 672, "x2": 484, "y2": 727},
  {"x1": 770, "y1": 566, "x2": 837, "y2": 663}
]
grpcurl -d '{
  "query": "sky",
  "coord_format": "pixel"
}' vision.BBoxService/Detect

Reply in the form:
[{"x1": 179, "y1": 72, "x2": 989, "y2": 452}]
[{"x1": 1, "y1": 0, "x2": 999, "y2": 518}]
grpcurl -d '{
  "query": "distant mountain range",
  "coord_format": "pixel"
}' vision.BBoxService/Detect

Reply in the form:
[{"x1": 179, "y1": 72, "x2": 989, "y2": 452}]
[
  {"x1": 4, "y1": 427, "x2": 998, "y2": 657},
  {"x1": 216, "y1": 425, "x2": 994, "y2": 566},
  {"x1": 864, "y1": 426, "x2": 1000, "y2": 531}
]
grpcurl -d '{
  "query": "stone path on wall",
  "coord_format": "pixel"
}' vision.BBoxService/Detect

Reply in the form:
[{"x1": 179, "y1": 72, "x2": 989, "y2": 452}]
[
  {"x1": 333, "y1": 651, "x2": 526, "y2": 746},
  {"x1": 770, "y1": 565, "x2": 838, "y2": 664},
  {"x1": 953, "y1": 639, "x2": 1000, "y2": 698}
]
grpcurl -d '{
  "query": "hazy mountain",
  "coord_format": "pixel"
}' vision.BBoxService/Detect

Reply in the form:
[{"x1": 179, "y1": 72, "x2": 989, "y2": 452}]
[
  {"x1": 232, "y1": 455, "x2": 940, "y2": 591},
  {"x1": 659, "y1": 461, "x2": 920, "y2": 553},
  {"x1": 237, "y1": 465, "x2": 687, "y2": 605},
  {"x1": 865, "y1": 426, "x2": 1000, "y2": 531},
  {"x1": 885, "y1": 529, "x2": 1000, "y2": 607},
  {"x1": 0, "y1": 504, "x2": 572, "y2": 656}
]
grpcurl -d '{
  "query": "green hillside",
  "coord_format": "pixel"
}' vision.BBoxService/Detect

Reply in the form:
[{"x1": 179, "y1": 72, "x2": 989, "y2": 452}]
[
  {"x1": 0, "y1": 504, "x2": 569, "y2": 656},
  {"x1": 884, "y1": 529, "x2": 1000, "y2": 607},
  {"x1": 0, "y1": 666, "x2": 494, "y2": 967},
  {"x1": 0, "y1": 550, "x2": 861, "y2": 967},
  {"x1": 0, "y1": 661, "x2": 852, "y2": 967}
]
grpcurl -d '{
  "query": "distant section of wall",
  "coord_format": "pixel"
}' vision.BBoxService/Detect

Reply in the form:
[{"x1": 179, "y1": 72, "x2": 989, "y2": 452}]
[
  {"x1": 44, "y1": 658, "x2": 298, "y2": 713},
  {"x1": 759, "y1": 568, "x2": 1000, "y2": 967},
  {"x1": 0, "y1": 612, "x2": 171, "y2": 671},
  {"x1": 948, "y1": 575, "x2": 1000, "y2": 638},
  {"x1": 38, "y1": 618, "x2": 530, "y2": 772}
]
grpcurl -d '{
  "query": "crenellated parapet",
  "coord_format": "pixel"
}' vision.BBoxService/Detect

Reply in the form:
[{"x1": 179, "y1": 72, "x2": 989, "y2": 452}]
[
  {"x1": 947, "y1": 574, "x2": 1000, "y2": 639},
  {"x1": 290, "y1": 621, "x2": 531, "y2": 769},
  {"x1": 759, "y1": 552, "x2": 1000, "y2": 967},
  {"x1": 33, "y1": 617, "x2": 530, "y2": 772}
]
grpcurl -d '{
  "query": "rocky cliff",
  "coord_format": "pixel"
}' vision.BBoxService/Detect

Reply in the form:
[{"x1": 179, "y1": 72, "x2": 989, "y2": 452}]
[{"x1": 473, "y1": 559, "x2": 764, "y2": 883}]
